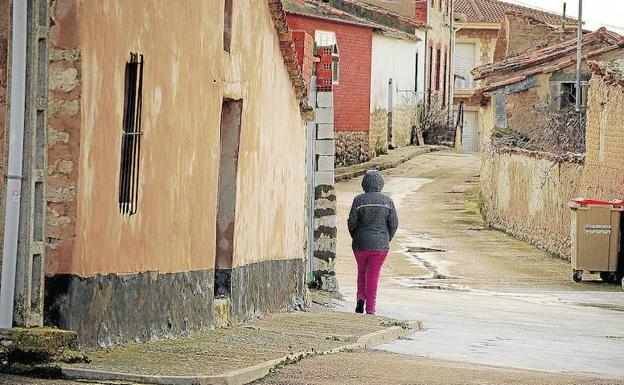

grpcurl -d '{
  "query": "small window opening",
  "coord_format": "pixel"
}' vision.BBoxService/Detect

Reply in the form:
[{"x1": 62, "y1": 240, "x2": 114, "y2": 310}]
[
  {"x1": 560, "y1": 82, "x2": 577, "y2": 110},
  {"x1": 315, "y1": 31, "x2": 340, "y2": 84},
  {"x1": 118, "y1": 52, "x2": 144, "y2": 215},
  {"x1": 223, "y1": 0, "x2": 233, "y2": 52}
]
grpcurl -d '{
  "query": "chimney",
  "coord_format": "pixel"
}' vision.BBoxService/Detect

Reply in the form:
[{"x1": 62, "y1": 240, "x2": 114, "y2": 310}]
[{"x1": 415, "y1": 0, "x2": 428, "y2": 23}]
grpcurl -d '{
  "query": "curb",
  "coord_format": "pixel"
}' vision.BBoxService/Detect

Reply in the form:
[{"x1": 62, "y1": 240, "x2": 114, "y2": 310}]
[
  {"x1": 61, "y1": 321, "x2": 422, "y2": 385},
  {"x1": 335, "y1": 146, "x2": 445, "y2": 182}
]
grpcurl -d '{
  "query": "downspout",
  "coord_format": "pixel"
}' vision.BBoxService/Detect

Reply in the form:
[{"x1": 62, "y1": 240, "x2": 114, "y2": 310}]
[
  {"x1": 0, "y1": 0, "x2": 28, "y2": 328},
  {"x1": 306, "y1": 76, "x2": 317, "y2": 284},
  {"x1": 448, "y1": 1, "x2": 456, "y2": 124},
  {"x1": 423, "y1": 2, "x2": 430, "y2": 112}
]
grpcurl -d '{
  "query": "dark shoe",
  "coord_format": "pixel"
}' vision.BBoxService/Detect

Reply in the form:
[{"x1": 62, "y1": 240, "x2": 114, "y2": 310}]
[{"x1": 355, "y1": 299, "x2": 365, "y2": 313}]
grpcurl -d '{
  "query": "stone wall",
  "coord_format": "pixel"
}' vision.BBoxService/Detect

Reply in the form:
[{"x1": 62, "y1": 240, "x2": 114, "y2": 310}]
[
  {"x1": 369, "y1": 108, "x2": 388, "y2": 157},
  {"x1": 335, "y1": 131, "x2": 370, "y2": 167},
  {"x1": 46, "y1": 0, "x2": 81, "y2": 273},
  {"x1": 481, "y1": 150, "x2": 583, "y2": 259},
  {"x1": 494, "y1": 12, "x2": 563, "y2": 61},
  {"x1": 312, "y1": 91, "x2": 338, "y2": 291},
  {"x1": 481, "y1": 72, "x2": 624, "y2": 260},
  {"x1": 392, "y1": 103, "x2": 418, "y2": 148}
]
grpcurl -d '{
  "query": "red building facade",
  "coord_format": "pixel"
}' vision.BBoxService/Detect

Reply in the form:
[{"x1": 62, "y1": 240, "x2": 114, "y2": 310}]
[{"x1": 286, "y1": 14, "x2": 373, "y2": 166}]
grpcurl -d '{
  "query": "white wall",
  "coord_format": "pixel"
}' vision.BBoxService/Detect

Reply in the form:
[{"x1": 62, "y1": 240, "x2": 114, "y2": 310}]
[
  {"x1": 370, "y1": 33, "x2": 420, "y2": 111},
  {"x1": 415, "y1": 29, "x2": 426, "y2": 102}
]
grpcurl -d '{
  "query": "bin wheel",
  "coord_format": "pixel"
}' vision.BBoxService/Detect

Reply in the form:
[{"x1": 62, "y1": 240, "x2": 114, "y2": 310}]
[
  {"x1": 573, "y1": 270, "x2": 582, "y2": 283},
  {"x1": 600, "y1": 272, "x2": 618, "y2": 283}
]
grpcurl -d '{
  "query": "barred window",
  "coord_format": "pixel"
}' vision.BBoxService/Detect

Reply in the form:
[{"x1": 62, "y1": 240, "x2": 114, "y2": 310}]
[{"x1": 118, "y1": 52, "x2": 144, "y2": 215}]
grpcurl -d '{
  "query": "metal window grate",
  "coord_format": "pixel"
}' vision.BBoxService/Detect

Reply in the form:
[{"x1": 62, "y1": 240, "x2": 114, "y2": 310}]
[{"x1": 118, "y1": 52, "x2": 144, "y2": 215}]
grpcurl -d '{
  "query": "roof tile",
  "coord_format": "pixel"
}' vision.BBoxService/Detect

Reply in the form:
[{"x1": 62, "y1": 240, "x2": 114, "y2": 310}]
[{"x1": 456, "y1": 0, "x2": 575, "y2": 25}]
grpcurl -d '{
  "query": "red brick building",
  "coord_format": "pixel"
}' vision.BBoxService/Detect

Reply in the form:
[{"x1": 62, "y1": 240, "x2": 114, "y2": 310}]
[{"x1": 285, "y1": 0, "x2": 375, "y2": 165}]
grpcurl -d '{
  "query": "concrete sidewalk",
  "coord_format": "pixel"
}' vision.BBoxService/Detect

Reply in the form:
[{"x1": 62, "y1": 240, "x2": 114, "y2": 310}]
[
  {"x1": 1, "y1": 300, "x2": 420, "y2": 385},
  {"x1": 335, "y1": 145, "x2": 446, "y2": 181}
]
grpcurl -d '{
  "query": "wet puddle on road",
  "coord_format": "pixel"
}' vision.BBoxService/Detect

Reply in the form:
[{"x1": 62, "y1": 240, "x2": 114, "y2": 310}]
[{"x1": 392, "y1": 236, "x2": 469, "y2": 292}]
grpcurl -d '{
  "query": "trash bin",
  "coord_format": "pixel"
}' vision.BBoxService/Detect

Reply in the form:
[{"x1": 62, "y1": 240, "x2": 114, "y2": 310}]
[{"x1": 568, "y1": 198, "x2": 624, "y2": 283}]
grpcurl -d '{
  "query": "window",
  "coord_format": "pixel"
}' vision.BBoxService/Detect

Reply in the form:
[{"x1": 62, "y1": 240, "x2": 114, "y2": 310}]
[
  {"x1": 435, "y1": 48, "x2": 441, "y2": 91},
  {"x1": 454, "y1": 42, "x2": 477, "y2": 90},
  {"x1": 559, "y1": 82, "x2": 577, "y2": 111},
  {"x1": 315, "y1": 30, "x2": 340, "y2": 84},
  {"x1": 223, "y1": 0, "x2": 233, "y2": 52},
  {"x1": 118, "y1": 53, "x2": 144, "y2": 215},
  {"x1": 442, "y1": 50, "x2": 448, "y2": 107}
]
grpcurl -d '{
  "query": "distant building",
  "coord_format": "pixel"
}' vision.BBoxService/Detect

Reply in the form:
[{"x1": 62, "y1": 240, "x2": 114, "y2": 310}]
[
  {"x1": 285, "y1": 0, "x2": 426, "y2": 165},
  {"x1": 473, "y1": 27, "x2": 624, "y2": 148},
  {"x1": 452, "y1": 0, "x2": 576, "y2": 152}
]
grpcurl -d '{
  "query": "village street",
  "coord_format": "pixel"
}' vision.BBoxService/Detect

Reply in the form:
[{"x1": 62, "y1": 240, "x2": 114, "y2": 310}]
[{"x1": 259, "y1": 151, "x2": 624, "y2": 384}]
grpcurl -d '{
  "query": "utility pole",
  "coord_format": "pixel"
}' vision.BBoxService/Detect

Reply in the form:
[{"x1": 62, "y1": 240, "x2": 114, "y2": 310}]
[
  {"x1": 575, "y1": 0, "x2": 582, "y2": 113},
  {"x1": 560, "y1": 2, "x2": 567, "y2": 41}
]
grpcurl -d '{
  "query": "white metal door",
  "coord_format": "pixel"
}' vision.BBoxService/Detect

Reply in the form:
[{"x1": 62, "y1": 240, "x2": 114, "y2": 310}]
[{"x1": 461, "y1": 111, "x2": 478, "y2": 152}]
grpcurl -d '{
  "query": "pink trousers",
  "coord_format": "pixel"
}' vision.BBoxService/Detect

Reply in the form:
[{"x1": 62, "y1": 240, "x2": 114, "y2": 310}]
[{"x1": 354, "y1": 250, "x2": 388, "y2": 314}]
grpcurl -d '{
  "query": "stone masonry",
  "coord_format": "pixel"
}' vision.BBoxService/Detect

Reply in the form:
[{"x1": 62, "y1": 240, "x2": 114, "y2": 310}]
[
  {"x1": 46, "y1": 0, "x2": 81, "y2": 274},
  {"x1": 481, "y1": 62, "x2": 624, "y2": 260},
  {"x1": 312, "y1": 90, "x2": 338, "y2": 291},
  {"x1": 369, "y1": 108, "x2": 388, "y2": 157},
  {"x1": 335, "y1": 131, "x2": 370, "y2": 167}
]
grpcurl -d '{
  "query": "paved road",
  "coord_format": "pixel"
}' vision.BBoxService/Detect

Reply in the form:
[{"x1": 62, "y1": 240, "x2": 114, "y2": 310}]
[{"x1": 261, "y1": 151, "x2": 624, "y2": 384}]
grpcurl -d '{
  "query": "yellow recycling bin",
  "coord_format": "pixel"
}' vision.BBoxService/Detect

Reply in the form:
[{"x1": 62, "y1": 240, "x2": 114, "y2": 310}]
[{"x1": 569, "y1": 198, "x2": 623, "y2": 283}]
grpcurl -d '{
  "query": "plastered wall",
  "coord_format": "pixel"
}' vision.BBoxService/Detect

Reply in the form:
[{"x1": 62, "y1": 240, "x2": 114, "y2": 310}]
[
  {"x1": 48, "y1": 0, "x2": 306, "y2": 277},
  {"x1": 480, "y1": 73, "x2": 624, "y2": 259}
]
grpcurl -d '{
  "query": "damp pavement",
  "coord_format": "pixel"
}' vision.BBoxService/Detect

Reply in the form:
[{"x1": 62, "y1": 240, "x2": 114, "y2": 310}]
[
  {"x1": 332, "y1": 152, "x2": 624, "y2": 378},
  {"x1": 0, "y1": 302, "x2": 413, "y2": 385},
  {"x1": 258, "y1": 150, "x2": 624, "y2": 385}
]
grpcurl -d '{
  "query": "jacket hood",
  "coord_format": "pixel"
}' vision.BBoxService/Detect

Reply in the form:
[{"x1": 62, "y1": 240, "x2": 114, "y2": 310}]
[{"x1": 362, "y1": 170, "x2": 384, "y2": 193}]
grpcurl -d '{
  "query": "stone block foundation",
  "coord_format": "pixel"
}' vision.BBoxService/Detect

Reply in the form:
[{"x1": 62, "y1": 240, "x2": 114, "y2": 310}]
[
  {"x1": 44, "y1": 258, "x2": 305, "y2": 348},
  {"x1": 335, "y1": 131, "x2": 370, "y2": 167}
]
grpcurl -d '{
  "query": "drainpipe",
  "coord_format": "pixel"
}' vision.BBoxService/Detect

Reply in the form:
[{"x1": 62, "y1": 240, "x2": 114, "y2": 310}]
[
  {"x1": 306, "y1": 76, "x2": 317, "y2": 284},
  {"x1": 575, "y1": 0, "x2": 583, "y2": 113},
  {"x1": 448, "y1": 3, "x2": 456, "y2": 124},
  {"x1": 0, "y1": 0, "x2": 29, "y2": 329}
]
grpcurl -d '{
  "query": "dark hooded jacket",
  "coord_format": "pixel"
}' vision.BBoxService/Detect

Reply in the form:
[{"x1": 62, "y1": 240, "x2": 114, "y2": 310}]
[{"x1": 347, "y1": 170, "x2": 399, "y2": 251}]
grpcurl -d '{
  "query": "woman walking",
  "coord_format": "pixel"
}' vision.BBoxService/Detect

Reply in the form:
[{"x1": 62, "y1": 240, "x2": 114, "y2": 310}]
[{"x1": 347, "y1": 170, "x2": 398, "y2": 315}]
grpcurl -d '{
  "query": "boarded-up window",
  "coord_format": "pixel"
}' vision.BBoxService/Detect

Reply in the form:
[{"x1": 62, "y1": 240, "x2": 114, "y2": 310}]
[{"x1": 118, "y1": 53, "x2": 144, "y2": 215}]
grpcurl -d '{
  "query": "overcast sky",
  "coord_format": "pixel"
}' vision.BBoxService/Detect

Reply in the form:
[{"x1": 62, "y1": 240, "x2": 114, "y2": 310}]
[{"x1": 499, "y1": 0, "x2": 624, "y2": 33}]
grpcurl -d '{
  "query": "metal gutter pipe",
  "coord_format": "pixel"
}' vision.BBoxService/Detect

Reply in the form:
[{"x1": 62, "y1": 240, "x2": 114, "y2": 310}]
[{"x1": 0, "y1": 0, "x2": 28, "y2": 329}]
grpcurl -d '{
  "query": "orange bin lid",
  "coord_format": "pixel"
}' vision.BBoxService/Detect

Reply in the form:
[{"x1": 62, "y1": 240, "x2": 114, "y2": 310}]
[{"x1": 570, "y1": 198, "x2": 624, "y2": 206}]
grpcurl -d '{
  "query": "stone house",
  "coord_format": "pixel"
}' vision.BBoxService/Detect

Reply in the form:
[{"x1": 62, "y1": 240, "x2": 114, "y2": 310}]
[
  {"x1": 452, "y1": 0, "x2": 576, "y2": 152},
  {"x1": 474, "y1": 27, "x2": 624, "y2": 260},
  {"x1": 1, "y1": 0, "x2": 314, "y2": 347},
  {"x1": 285, "y1": 0, "x2": 425, "y2": 165},
  {"x1": 473, "y1": 27, "x2": 624, "y2": 144}
]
